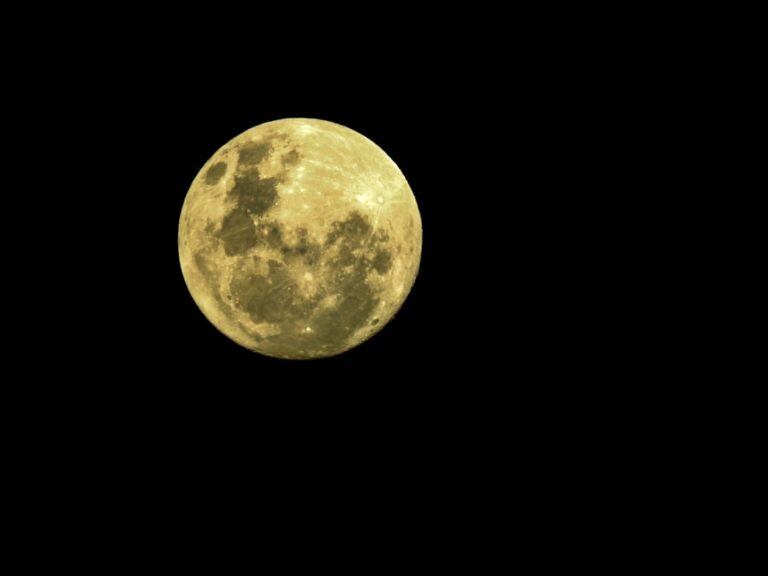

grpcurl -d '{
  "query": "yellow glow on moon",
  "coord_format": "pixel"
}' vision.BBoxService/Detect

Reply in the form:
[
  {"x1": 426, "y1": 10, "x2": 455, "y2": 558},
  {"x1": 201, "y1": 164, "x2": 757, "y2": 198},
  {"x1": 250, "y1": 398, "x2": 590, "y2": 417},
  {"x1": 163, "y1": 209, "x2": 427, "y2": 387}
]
[{"x1": 178, "y1": 118, "x2": 422, "y2": 359}]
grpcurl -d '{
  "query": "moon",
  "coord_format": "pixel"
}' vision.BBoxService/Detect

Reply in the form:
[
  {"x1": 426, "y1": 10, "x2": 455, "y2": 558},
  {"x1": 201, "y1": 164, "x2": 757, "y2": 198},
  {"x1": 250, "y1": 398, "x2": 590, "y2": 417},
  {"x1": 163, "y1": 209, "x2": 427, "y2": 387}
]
[{"x1": 178, "y1": 118, "x2": 422, "y2": 359}]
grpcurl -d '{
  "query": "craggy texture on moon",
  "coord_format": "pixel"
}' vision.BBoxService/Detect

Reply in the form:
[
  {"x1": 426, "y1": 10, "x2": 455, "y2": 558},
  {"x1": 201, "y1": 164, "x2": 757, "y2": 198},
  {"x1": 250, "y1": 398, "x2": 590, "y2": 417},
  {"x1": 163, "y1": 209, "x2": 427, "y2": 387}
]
[{"x1": 178, "y1": 118, "x2": 422, "y2": 359}]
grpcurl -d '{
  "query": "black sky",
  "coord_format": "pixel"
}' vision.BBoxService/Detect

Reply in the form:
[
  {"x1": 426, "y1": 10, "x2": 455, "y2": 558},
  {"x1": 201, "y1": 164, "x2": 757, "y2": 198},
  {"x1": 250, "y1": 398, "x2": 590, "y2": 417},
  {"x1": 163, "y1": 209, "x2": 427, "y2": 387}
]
[{"x1": 16, "y1": 13, "x2": 642, "y2": 435}]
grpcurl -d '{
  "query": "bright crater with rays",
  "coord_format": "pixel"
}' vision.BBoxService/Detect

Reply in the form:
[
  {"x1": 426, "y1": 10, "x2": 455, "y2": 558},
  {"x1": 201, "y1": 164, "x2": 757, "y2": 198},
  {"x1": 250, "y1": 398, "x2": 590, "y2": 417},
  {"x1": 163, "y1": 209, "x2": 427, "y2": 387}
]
[{"x1": 178, "y1": 118, "x2": 422, "y2": 359}]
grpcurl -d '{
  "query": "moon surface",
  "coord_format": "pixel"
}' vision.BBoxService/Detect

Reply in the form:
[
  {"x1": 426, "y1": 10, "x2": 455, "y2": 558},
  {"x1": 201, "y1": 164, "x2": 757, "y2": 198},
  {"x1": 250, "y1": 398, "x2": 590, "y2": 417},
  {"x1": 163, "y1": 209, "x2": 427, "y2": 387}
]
[{"x1": 178, "y1": 118, "x2": 422, "y2": 359}]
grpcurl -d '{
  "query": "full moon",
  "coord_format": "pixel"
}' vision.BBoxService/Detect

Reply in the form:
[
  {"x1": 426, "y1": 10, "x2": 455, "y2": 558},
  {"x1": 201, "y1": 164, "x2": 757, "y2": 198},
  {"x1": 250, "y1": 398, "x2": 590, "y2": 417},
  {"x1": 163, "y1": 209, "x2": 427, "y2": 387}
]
[{"x1": 178, "y1": 118, "x2": 422, "y2": 359}]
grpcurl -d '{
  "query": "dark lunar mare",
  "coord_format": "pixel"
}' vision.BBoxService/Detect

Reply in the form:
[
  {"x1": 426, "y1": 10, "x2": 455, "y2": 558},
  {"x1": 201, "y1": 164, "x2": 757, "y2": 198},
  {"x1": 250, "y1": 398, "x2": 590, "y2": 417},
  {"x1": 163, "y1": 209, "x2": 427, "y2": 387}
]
[
  {"x1": 205, "y1": 162, "x2": 227, "y2": 184},
  {"x1": 228, "y1": 170, "x2": 280, "y2": 217},
  {"x1": 238, "y1": 141, "x2": 271, "y2": 166},
  {"x1": 198, "y1": 137, "x2": 399, "y2": 357},
  {"x1": 214, "y1": 139, "x2": 285, "y2": 254},
  {"x1": 225, "y1": 210, "x2": 395, "y2": 357},
  {"x1": 230, "y1": 258, "x2": 316, "y2": 325},
  {"x1": 218, "y1": 207, "x2": 257, "y2": 256}
]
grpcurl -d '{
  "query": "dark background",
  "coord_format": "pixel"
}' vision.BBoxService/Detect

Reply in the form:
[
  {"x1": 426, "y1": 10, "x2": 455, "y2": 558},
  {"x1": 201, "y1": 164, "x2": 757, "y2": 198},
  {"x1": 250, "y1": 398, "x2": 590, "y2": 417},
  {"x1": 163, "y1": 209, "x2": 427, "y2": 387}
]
[
  {"x1": 22, "y1": 35, "x2": 549, "y2": 499},
  {"x1": 5, "y1": 11, "x2": 696, "y2": 557},
  {"x1": 40, "y1": 57, "x2": 614, "y2": 511},
  {"x1": 5, "y1": 9, "x2": 736, "y2": 563},
  {"x1": 34, "y1": 24, "x2": 624, "y2": 421},
  {"x1": 72, "y1": 61, "x2": 513, "y2": 374},
  {"x1": 15, "y1": 8, "x2": 658, "y2": 457}
]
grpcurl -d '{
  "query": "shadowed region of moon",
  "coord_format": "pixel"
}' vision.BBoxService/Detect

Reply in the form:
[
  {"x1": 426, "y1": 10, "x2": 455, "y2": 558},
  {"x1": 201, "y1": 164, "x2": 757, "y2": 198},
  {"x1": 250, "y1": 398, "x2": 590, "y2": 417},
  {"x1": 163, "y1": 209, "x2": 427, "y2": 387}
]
[{"x1": 178, "y1": 118, "x2": 422, "y2": 359}]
